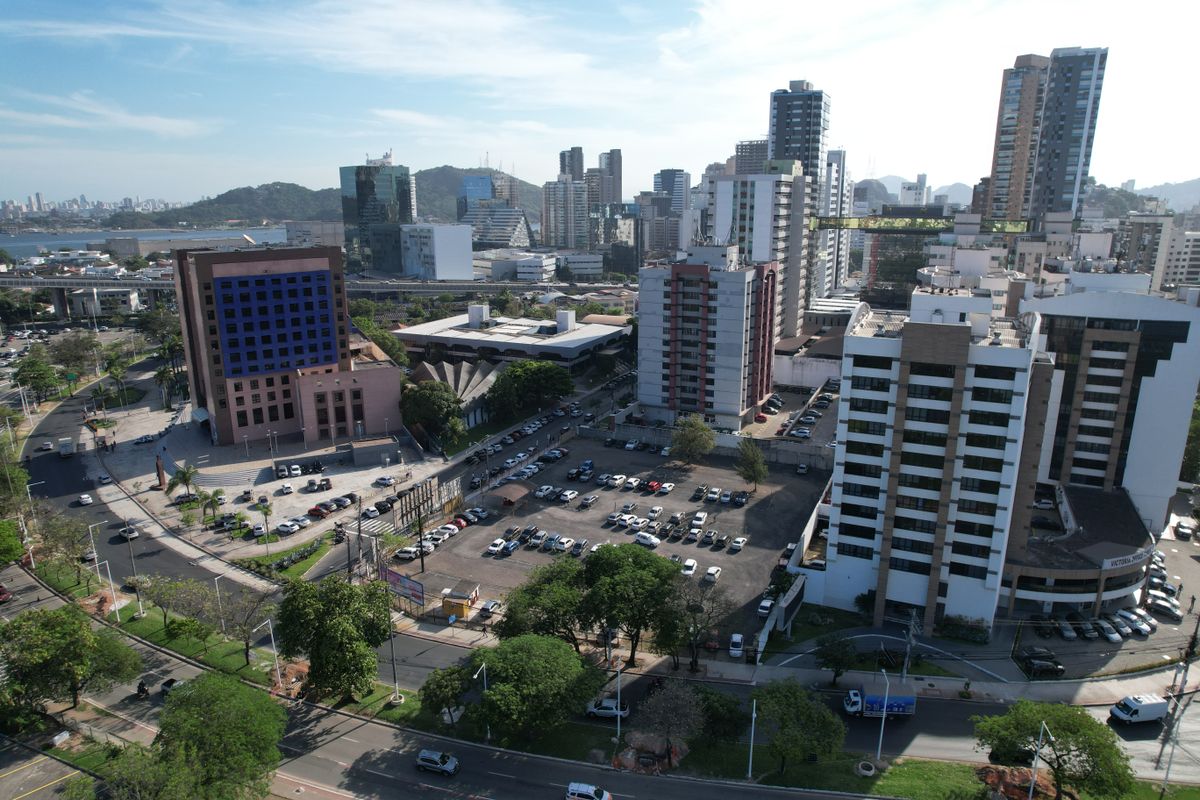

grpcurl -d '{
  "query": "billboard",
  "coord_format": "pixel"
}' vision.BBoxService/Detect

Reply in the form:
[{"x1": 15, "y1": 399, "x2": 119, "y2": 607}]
[{"x1": 385, "y1": 568, "x2": 425, "y2": 605}]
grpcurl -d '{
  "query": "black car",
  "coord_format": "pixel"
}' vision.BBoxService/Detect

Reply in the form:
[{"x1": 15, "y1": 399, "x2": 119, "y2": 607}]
[
  {"x1": 1023, "y1": 658, "x2": 1065, "y2": 678},
  {"x1": 1028, "y1": 614, "x2": 1055, "y2": 639},
  {"x1": 1018, "y1": 645, "x2": 1057, "y2": 662},
  {"x1": 343, "y1": 492, "x2": 359, "y2": 503},
  {"x1": 732, "y1": 491, "x2": 749, "y2": 507},
  {"x1": 1031, "y1": 516, "x2": 1063, "y2": 531},
  {"x1": 566, "y1": 468, "x2": 580, "y2": 480},
  {"x1": 374, "y1": 500, "x2": 392, "y2": 512},
  {"x1": 604, "y1": 437, "x2": 616, "y2": 447},
  {"x1": 691, "y1": 484, "x2": 709, "y2": 501},
  {"x1": 469, "y1": 476, "x2": 482, "y2": 489}
]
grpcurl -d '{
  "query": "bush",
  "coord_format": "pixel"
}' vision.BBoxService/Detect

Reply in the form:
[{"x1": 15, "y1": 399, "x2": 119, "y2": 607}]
[
  {"x1": 935, "y1": 615, "x2": 990, "y2": 644},
  {"x1": 695, "y1": 685, "x2": 751, "y2": 743}
]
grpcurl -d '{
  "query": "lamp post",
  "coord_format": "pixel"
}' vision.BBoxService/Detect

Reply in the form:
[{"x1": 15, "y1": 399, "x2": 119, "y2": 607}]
[
  {"x1": 123, "y1": 519, "x2": 144, "y2": 618},
  {"x1": 253, "y1": 618, "x2": 284, "y2": 694},
  {"x1": 473, "y1": 661, "x2": 490, "y2": 742},
  {"x1": 213, "y1": 574, "x2": 227, "y2": 633},
  {"x1": 384, "y1": 417, "x2": 389, "y2": 437},
  {"x1": 26, "y1": 480, "x2": 45, "y2": 527},
  {"x1": 747, "y1": 697, "x2": 758, "y2": 779},
  {"x1": 1029, "y1": 721, "x2": 1054, "y2": 800},
  {"x1": 86, "y1": 521, "x2": 103, "y2": 559},
  {"x1": 92, "y1": 559, "x2": 120, "y2": 623},
  {"x1": 875, "y1": 668, "x2": 890, "y2": 762},
  {"x1": 614, "y1": 662, "x2": 626, "y2": 760},
  {"x1": 243, "y1": 435, "x2": 249, "y2": 459},
  {"x1": 301, "y1": 427, "x2": 307, "y2": 452}
]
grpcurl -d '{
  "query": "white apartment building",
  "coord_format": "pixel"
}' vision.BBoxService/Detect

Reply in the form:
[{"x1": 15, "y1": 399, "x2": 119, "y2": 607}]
[
  {"x1": 398, "y1": 224, "x2": 472, "y2": 281},
  {"x1": 515, "y1": 254, "x2": 557, "y2": 282},
  {"x1": 556, "y1": 252, "x2": 604, "y2": 280},
  {"x1": 1164, "y1": 228, "x2": 1200, "y2": 288},
  {"x1": 821, "y1": 150, "x2": 853, "y2": 296},
  {"x1": 1119, "y1": 213, "x2": 1174, "y2": 291},
  {"x1": 638, "y1": 245, "x2": 778, "y2": 430},
  {"x1": 542, "y1": 176, "x2": 589, "y2": 250},
  {"x1": 709, "y1": 160, "x2": 811, "y2": 338}
]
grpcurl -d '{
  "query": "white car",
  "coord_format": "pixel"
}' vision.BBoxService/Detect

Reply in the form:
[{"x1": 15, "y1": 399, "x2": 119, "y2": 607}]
[
  {"x1": 469, "y1": 507, "x2": 489, "y2": 520},
  {"x1": 681, "y1": 558, "x2": 697, "y2": 576},
  {"x1": 97, "y1": 475, "x2": 112, "y2": 485},
  {"x1": 729, "y1": 633, "x2": 744, "y2": 659},
  {"x1": 555, "y1": 536, "x2": 576, "y2": 552},
  {"x1": 376, "y1": 475, "x2": 396, "y2": 486},
  {"x1": 486, "y1": 538, "x2": 506, "y2": 555},
  {"x1": 633, "y1": 531, "x2": 660, "y2": 548},
  {"x1": 616, "y1": 514, "x2": 636, "y2": 528},
  {"x1": 536, "y1": 485, "x2": 556, "y2": 499},
  {"x1": 624, "y1": 478, "x2": 641, "y2": 491},
  {"x1": 758, "y1": 598, "x2": 775, "y2": 618},
  {"x1": 657, "y1": 482, "x2": 675, "y2": 494},
  {"x1": 629, "y1": 517, "x2": 649, "y2": 532},
  {"x1": 276, "y1": 521, "x2": 300, "y2": 534},
  {"x1": 290, "y1": 516, "x2": 311, "y2": 528},
  {"x1": 692, "y1": 511, "x2": 709, "y2": 527},
  {"x1": 252, "y1": 523, "x2": 266, "y2": 536},
  {"x1": 119, "y1": 526, "x2": 140, "y2": 540},
  {"x1": 560, "y1": 489, "x2": 579, "y2": 503},
  {"x1": 78, "y1": 493, "x2": 94, "y2": 506},
  {"x1": 704, "y1": 566, "x2": 722, "y2": 582},
  {"x1": 605, "y1": 512, "x2": 622, "y2": 525},
  {"x1": 40, "y1": 440, "x2": 53, "y2": 451},
  {"x1": 624, "y1": 440, "x2": 639, "y2": 450},
  {"x1": 705, "y1": 488, "x2": 721, "y2": 502},
  {"x1": 436, "y1": 524, "x2": 460, "y2": 537},
  {"x1": 281, "y1": 483, "x2": 294, "y2": 494},
  {"x1": 660, "y1": 447, "x2": 671, "y2": 457},
  {"x1": 1094, "y1": 618, "x2": 1123, "y2": 644},
  {"x1": 362, "y1": 506, "x2": 380, "y2": 518},
  {"x1": 730, "y1": 536, "x2": 748, "y2": 552},
  {"x1": 648, "y1": 506, "x2": 663, "y2": 520},
  {"x1": 608, "y1": 475, "x2": 627, "y2": 488},
  {"x1": 1032, "y1": 498, "x2": 1054, "y2": 510}
]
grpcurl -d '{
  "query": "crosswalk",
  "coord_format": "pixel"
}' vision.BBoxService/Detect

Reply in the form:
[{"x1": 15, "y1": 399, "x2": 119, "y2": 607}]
[{"x1": 352, "y1": 516, "x2": 399, "y2": 536}]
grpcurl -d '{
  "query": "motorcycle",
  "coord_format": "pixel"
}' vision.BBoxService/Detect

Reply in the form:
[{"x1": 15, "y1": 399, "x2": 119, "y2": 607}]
[{"x1": 135, "y1": 681, "x2": 150, "y2": 699}]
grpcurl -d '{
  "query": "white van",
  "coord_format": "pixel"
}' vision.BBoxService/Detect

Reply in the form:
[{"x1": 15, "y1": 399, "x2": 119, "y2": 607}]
[
  {"x1": 1110, "y1": 694, "x2": 1169, "y2": 724},
  {"x1": 566, "y1": 783, "x2": 612, "y2": 800},
  {"x1": 633, "y1": 532, "x2": 661, "y2": 548}
]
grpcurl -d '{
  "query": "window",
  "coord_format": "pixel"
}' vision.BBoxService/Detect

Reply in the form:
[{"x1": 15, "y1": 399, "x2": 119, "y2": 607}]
[
  {"x1": 958, "y1": 499, "x2": 997, "y2": 516},
  {"x1": 853, "y1": 355, "x2": 894, "y2": 370},
  {"x1": 843, "y1": 482, "x2": 882, "y2": 499},
  {"x1": 963, "y1": 455, "x2": 1004, "y2": 473},
  {"x1": 955, "y1": 520, "x2": 995, "y2": 538},
  {"x1": 850, "y1": 398, "x2": 889, "y2": 414},
  {"x1": 909, "y1": 362, "x2": 955, "y2": 378},
  {"x1": 844, "y1": 462, "x2": 882, "y2": 478},
  {"x1": 904, "y1": 407, "x2": 950, "y2": 424},
  {"x1": 965, "y1": 433, "x2": 1007, "y2": 450},
  {"x1": 960, "y1": 477, "x2": 1001, "y2": 494},
  {"x1": 903, "y1": 429, "x2": 947, "y2": 447},
  {"x1": 907, "y1": 384, "x2": 953, "y2": 401},
  {"x1": 968, "y1": 410, "x2": 1010, "y2": 428},
  {"x1": 949, "y1": 562, "x2": 988, "y2": 579},
  {"x1": 236, "y1": 410, "x2": 248, "y2": 427},
  {"x1": 1079, "y1": 407, "x2": 1117, "y2": 421},
  {"x1": 252, "y1": 408, "x2": 264, "y2": 425},
  {"x1": 893, "y1": 537, "x2": 934, "y2": 555},
  {"x1": 896, "y1": 495, "x2": 940, "y2": 512},
  {"x1": 839, "y1": 523, "x2": 877, "y2": 541},
  {"x1": 951, "y1": 541, "x2": 991, "y2": 559},
  {"x1": 894, "y1": 515, "x2": 937, "y2": 534},
  {"x1": 898, "y1": 473, "x2": 942, "y2": 491},
  {"x1": 837, "y1": 543, "x2": 875, "y2": 560},
  {"x1": 848, "y1": 419, "x2": 887, "y2": 436},
  {"x1": 889, "y1": 557, "x2": 931, "y2": 575},
  {"x1": 900, "y1": 451, "x2": 943, "y2": 469},
  {"x1": 851, "y1": 376, "x2": 891, "y2": 392},
  {"x1": 845, "y1": 440, "x2": 885, "y2": 457},
  {"x1": 974, "y1": 364, "x2": 1016, "y2": 380},
  {"x1": 972, "y1": 387, "x2": 1013, "y2": 404}
]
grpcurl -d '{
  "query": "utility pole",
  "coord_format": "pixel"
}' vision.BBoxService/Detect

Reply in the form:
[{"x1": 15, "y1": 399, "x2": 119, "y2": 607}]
[
  {"x1": 356, "y1": 495, "x2": 364, "y2": 583},
  {"x1": 1157, "y1": 613, "x2": 1200, "y2": 768},
  {"x1": 901, "y1": 609, "x2": 920, "y2": 681}
]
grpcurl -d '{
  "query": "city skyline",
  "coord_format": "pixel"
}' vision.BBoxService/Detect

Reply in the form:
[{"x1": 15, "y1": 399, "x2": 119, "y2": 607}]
[{"x1": 1, "y1": 1, "x2": 1196, "y2": 202}]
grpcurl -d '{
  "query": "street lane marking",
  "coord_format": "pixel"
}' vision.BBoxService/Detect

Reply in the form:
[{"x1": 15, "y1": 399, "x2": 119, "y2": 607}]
[
  {"x1": 487, "y1": 771, "x2": 516, "y2": 778},
  {"x1": 12, "y1": 770, "x2": 79, "y2": 799},
  {"x1": 0, "y1": 756, "x2": 47, "y2": 778},
  {"x1": 343, "y1": 736, "x2": 360, "y2": 743}
]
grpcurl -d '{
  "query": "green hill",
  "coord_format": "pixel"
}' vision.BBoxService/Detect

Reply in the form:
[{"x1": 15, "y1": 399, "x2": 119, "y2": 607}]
[
  {"x1": 413, "y1": 165, "x2": 542, "y2": 222},
  {"x1": 104, "y1": 168, "x2": 541, "y2": 229}
]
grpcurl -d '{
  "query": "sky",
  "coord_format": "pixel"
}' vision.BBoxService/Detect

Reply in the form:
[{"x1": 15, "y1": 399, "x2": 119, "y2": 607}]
[{"x1": 2, "y1": 0, "x2": 1197, "y2": 205}]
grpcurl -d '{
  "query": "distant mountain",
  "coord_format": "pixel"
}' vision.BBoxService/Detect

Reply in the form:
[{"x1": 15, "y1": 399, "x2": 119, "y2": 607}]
[
  {"x1": 852, "y1": 179, "x2": 892, "y2": 211},
  {"x1": 413, "y1": 166, "x2": 542, "y2": 222},
  {"x1": 1135, "y1": 178, "x2": 1200, "y2": 212},
  {"x1": 877, "y1": 175, "x2": 905, "y2": 196},
  {"x1": 105, "y1": 182, "x2": 339, "y2": 229},
  {"x1": 932, "y1": 183, "x2": 973, "y2": 206}
]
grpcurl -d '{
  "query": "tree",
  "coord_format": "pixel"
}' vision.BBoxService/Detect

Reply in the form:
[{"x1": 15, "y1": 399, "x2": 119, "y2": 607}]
[
  {"x1": 485, "y1": 360, "x2": 574, "y2": 419},
  {"x1": 49, "y1": 332, "x2": 102, "y2": 378},
  {"x1": 813, "y1": 634, "x2": 857, "y2": 687},
  {"x1": 420, "y1": 665, "x2": 470, "y2": 727},
  {"x1": 0, "y1": 607, "x2": 141, "y2": 709},
  {"x1": 672, "y1": 580, "x2": 736, "y2": 672},
  {"x1": 582, "y1": 543, "x2": 681, "y2": 666},
  {"x1": 753, "y1": 679, "x2": 845, "y2": 775},
  {"x1": 0, "y1": 519, "x2": 24, "y2": 563},
  {"x1": 154, "y1": 364, "x2": 176, "y2": 409},
  {"x1": 277, "y1": 576, "x2": 393, "y2": 700},
  {"x1": 121, "y1": 256, "x2": 150, "y2": 271},
  {"x1": 735, "y1": 438, "x2": 768, "y2": 491},
  {"x1": 494, "y1": 559, "x2": 587, "y2": 651},
  {"x1": 695, "y1": 685, "x2": 751, "y2": 743},
  {"x1": 166, "y1": 463, "x2": 199, "y2": 499},
  {"x1": 157, "y1": 672, "x2": 287, "y2": 800},
  {"x1": 632, "y1": 681, "x2": 704, "y2": 765},
  {"x1": 93, "y1": 743, "x2": 199, "y2": 800},
  {"x1": 165, "y1": 616, "x2": 215, "y2": 652},
  {"x1": 222, "y1": 590, "x2": 277, "y2": 666},
  {"x1": 200, "y1": 488, "x2": 225, "y2": 521},
  {"x1": 401, "y1": 380, "x2": 462, "y2": 435},
  {"x1": 670, "y1": 413, "x2": 715, "y2": 464},
  {"x1": 142, "y1": 576, "x2": 214, "y2": 629},
  {"x1": 90, "y1": 382, "x2": 114, "y2": 415},
  {"x1": 470, "y1": 634, "x2": 605, "y2": 744},
  {"x1": 1180, "y1": 398, "x2": 1200, "y2": 483},
  {"x1": 973, "y1": 700, "x2": 1135, "y2": 800},
  {"x1": 13, "y1": 355, "x2": 59, "y2": 401}
]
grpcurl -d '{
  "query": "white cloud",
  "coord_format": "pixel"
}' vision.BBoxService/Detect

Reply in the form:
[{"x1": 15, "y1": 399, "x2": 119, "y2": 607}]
[
  {"x1": 371, "y1": 109, "x2": 456, "y2": 129},
  {"x1": 1, "y1": 91, "x2": 214, "y2": 138}
]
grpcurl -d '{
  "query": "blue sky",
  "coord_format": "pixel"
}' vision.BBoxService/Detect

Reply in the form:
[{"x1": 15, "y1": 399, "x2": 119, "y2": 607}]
[{"x1": 2, "y1": 0, "x2": 1196, "y2": 205}]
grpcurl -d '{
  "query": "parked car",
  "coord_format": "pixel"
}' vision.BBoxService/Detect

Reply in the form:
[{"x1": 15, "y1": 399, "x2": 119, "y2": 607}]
[
  {"x1": 586, "y1": 697, "x2": 630, "y2": 719},
  {"x1": 486, "y1": 538, "x2": 506, "y2": 555},
  {"x1": 758, "y1": 598, "x2": 775, "y2": 618},
  {"x1": 480, "y1": 599, "x2": 503, "y2": 618},
  {"x1": 729, "y1": 633, "x2": 745, "y2": 659},
  {"x1": 730, "y1": 536, "x2": 747, "y2": 552},
  {"x1": 657, "y1": 482, "x2": 675, "y2": 494},
  {"x1": 704, "y1": 566, "x2": 722, "y2": 582},
  {"x1": 581, "y1": 495, "x2": 599, "y2": 509},
  {"x1": 681, "y1": 558, "x2": 697, "y2": 576},
  {"x1": 362, "y1": 506, "x2": 380, "y2": 519},
  {"x1": 415, "y1": 749, "x2": 460, "y2": 776}
]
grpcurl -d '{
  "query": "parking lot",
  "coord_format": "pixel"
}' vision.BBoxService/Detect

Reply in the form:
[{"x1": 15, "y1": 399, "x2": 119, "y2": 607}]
[
  {"x1": 740, "y1": 385, "x2": 840, "y2": 446},
  {"x1": 391, "y1": 434, "x2": 831, "y2": 645},
  {"x1": 0, "y1": 743, "x2": 80, "y2": 798}
]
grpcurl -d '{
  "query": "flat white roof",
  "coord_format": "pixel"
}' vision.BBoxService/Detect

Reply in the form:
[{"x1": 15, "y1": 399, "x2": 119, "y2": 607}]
[{"x1": 393, "y1": 313, "x2": 624, "y2": 355}]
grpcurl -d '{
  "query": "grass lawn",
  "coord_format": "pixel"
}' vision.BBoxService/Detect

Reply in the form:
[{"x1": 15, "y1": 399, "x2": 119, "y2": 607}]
[
  {"x1": 35, "y1": 564, "x2": 108, "y2": 600},
  {"x1": 111, "y1": 610, "x2": 271, "y2": 685},
  {"x1": 527, "y1": 720, "x2": 615, "y2": 761},
  {"x1": 340, "y1": 684, "x2": 431, "y2": 728},
  {"x1": 848, "y1": 653, "x2": 959, "y2": 678},
  {"x1": 106, "y1": 386, "x2": 147, "y2": 409},
  {"x1": 442, "y1": 416, "x2": 518, "y2": 456},
  {"x1": 787, "y1": 604, "x2": 868, "y2": 645},
  {"x1": 50, "y1": 739, "x2": 113, "y2": 774},
  {"x1": 278, "y1": 536, "x2": 333, "y2": 580}
]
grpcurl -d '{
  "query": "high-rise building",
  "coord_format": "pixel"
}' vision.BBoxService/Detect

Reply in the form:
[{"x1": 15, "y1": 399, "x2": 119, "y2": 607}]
[
  {"x1": 457, "y1": 174, "x2": 495, "y2": 220},
  {"x1": 767, "y1": 80, "x2": 829, "y2": 184},
  {"x1": 734, "y1": 139, "x2": 769, "y2": 174},
  {"x1": 542, "y1": 175, "x2": 589, "y2": 249},
  {"x1": 174, "y1": 246, "x2": 402, "y2": 448},
  {"x1": 340, "y1": 151, "x2": 416, "y2": 267},
  {"x1": 1164, "y1": 228, "x2": 1200, "y2": 287},
  {"x1": 558, "y1": 147, "x2": 584, "y2": 182},
  {"x1": 653, "y1": 169, "x2": 692, "y2": 213},
  {"x1": 1118, "y1": 213, "x2": 1174, "y2": 291},
  {"x1": 985, "y1": 49, "x2": 1106, "y2": 221},
  {"x1": 1029, "y1": 48, "x2": 1107, "y2": 219},
  {"x1": 460, "y1": 206, "x2": 534, "y2": 249},
  {"x1": 598, "y1": 149, "x2": 623, "y2": 204},
  {"x1": 398, "y1": 224, "x2": 473, "y2": 281},
  {"x1": 823, "y1": 150, "x2": 853, "y2": 294},
  {"x1": 637, "y1": 245, "x2": 778, "y2": 429},
  {"x1": 709, "y1": 160, "x2": 810, "y2": 337}
]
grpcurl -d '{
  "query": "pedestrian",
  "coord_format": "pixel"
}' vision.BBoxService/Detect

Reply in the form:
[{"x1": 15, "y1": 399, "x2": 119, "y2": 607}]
[{"x1": 1190, "y1": 595, "x2": 1196, "y2": 614}]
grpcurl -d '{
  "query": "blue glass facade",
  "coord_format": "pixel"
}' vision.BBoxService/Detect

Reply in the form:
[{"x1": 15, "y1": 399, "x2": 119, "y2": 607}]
[{"x1": 215, "y1": 270, "x2": 338, "y2": 377}]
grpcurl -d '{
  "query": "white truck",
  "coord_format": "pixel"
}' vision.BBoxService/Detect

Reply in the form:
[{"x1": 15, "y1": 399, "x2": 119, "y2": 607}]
[
  {"x1": 58, "y1": 437, "x2": 76, "y2": 458},
  {"x1": 1109, "y1": 694, "x2": 1169, "y2": 724},
  {"x1": 844, "y1": 677, "x2": 917, "y2": 718}
]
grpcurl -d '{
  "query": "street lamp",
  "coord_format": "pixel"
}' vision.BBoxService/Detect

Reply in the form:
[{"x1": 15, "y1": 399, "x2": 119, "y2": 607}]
[
  {"x1": 1028, "y1": 721, "x2": 1054, "y2": 800},
  {"x1": 86, "y1": 521, "x2": 104, "y2": 558},
  {"x1": 384, "y1": 417, "x2": 389, "y2": 437},
  {"x1": 26, "y1": 480, "x2": 45, "y2": 526},
  {"x1": 243, "y1": 435, "x2": 249, "y2": 459},
  {"x1": 213, "y1": 574, "x2": 227, "y2": 633},
  {"x1": 301, "y1": 427, "x2": 307, "y2": 452},
  {"x1": 875, "y1": 668, "x2": 890, "y2": 762},
  {"x1": 253, "y1": 618, "x2": 284, "y2": 694},
  {"x1": 473, "y1": 661, "x2": 490, "y2": 742},
  {"x1": 613, "y1": 662, "x2": 626, "y2": 760},
  {"x1": 123, "y1": 519, "x2": 144, "y2": 618}
]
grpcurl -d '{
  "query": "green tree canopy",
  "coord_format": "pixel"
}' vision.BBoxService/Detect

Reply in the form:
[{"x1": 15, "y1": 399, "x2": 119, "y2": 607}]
[
  {"x1": 157, "y1": 672, "x2": 287, "y2": 800},
  {"x1": 0, "y1": 607, "x2": 141, "y2": 709},
  {"x1": 973, "y1": 699, "x2": 1135, "y2": 800},
  {"x1": 419, "y1": 664, "x2": 470, "y2": 728},
  {"x1": 470, "y1": 634, "x2": 605, "y2": 744},
  {"x1": 0, "y1": 519, "x2": 24, "y2": 563},
  {"x1": 401, "y1": 380, "x2": 462, "y2": 435},
  {"x1": 735, "y1": 438, "x2": 768, "y2": 490},
  {"x1": 582, "y1": 542, "x2": 681, "y2": 666},
  {"x1": 753, "y1": 679, "x2": 845, "y2": 775},
  {"x1": 670, "y1": 413, "x2": 715, "y2": 464},
  {"x1": 813, "y1": 634, "x2": 857, "y2": 687},
  {"x1": 493, "y1": 558, "x2": 588, "y2": 651},
  {"x1": 631, "y1": 681, "x2": 704, "y2": 765},
  {"x1": 352, "y1": 314, "x2": 409, "y2": 366},
  {"x1": 49, "y1": 332, "x2": 102, "y2": 378},
  {"x1": 13, "y1": 355, "x2": 60, "y2": 401},
  {"x1": 277, "y1": 576, "x2": 393, "y2": 700},
  {"x1": 485, "y1": 360, "x2": 573, "y2": 419},
  {"x1": 92, "y1": 743, "x2": 199, "y2": 800}
]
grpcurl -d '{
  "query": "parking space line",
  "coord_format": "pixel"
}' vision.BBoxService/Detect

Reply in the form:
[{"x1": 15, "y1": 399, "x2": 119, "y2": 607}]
[
  {"x1": 0, "y1": 756, "x2": 47, "y2": 779},
  {"x1": 11, "y1": 770, "x2": 79, "y2": 799}
]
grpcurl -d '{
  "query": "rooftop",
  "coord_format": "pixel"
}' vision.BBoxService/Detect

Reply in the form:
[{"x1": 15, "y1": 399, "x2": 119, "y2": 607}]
[
  {"x1": 393, "y1": 312, "x2": 625, "y2": 351},
  {"x1": 849, "y1": 309, "x2": 907, "y2": 339},
  {"x1": 1017, "y1": 487, "x2": 1152, "y2": 571}
]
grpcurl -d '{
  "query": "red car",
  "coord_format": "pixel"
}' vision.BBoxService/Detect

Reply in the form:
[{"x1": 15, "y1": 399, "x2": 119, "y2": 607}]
[
  {"x1": 449, "y1": 518, "x2": 468, "y2": 529},
  {"x1": 646, "y1": 481, "x2": 662, "y2": 492},
  {"x1": 0, "y1": 585, "x2": 12, "y2": 603},
  {"x1": 307, "y1": 506, "x2": 330, "y2": 519},
  {"x1": 754, "y1": 413, "x2": 768, "y2": 423}
]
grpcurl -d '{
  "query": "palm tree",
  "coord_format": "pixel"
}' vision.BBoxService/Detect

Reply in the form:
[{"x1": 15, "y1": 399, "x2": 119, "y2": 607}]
[
  {"x1": 203, "y1": 488, "x2": 225, "y2": 520},
  {"x1": 90, "y1": 383, "x2": 114, "y2": 419},
  {"x1": 153, "y1": 364, "x2": 174, "y2": 409},
  {"x1": 166, "y1": 463, "x2": 200, "y2": 500},
  {"x1": 106, "y1": 360, "x2": 129, "y2": 406},
  {"x1": 255, "y1": 501, "x2": 273, "y2": 555}
]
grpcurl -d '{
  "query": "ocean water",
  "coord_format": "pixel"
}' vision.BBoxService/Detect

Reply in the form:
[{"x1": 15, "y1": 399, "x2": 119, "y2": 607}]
[{"x1": 2, "y1": 227, "x2": 287, "y2": 259}]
